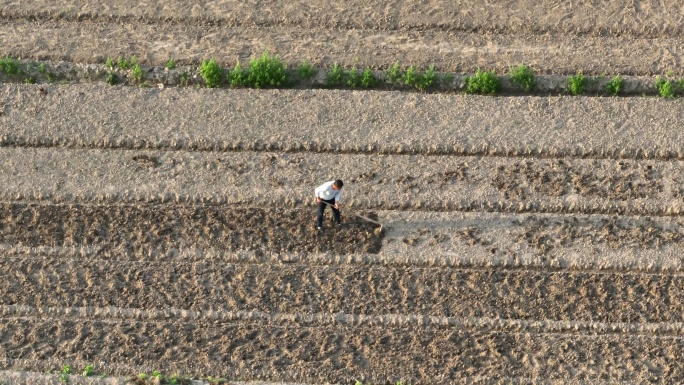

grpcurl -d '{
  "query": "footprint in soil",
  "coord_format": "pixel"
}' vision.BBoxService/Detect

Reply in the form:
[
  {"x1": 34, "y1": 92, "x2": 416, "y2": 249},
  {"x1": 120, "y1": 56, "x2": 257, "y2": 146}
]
[
  {"x1": 131, "y1": 154, "x2": 161, "y2": 168},
  {"x1": 0, "y1": 203, "x2": 385, "y2": 256}
]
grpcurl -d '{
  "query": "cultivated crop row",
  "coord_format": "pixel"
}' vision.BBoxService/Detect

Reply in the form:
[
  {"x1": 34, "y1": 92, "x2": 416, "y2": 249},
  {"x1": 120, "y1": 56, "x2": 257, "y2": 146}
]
[{"x1": 3, "y1": 54, "x2": 684, "y2": 96}]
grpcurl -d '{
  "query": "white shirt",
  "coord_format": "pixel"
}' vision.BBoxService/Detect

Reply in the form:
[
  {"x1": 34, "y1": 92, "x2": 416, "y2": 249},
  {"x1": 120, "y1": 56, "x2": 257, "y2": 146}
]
[{"x1": 315, "y1": 181, "x2": 342, "y2": 202}]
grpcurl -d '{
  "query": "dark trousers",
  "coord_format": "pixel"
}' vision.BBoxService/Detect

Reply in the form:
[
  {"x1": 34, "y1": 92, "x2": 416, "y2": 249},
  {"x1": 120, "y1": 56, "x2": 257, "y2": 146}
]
[{"x1": 317, "y1": 198, "x2": 340, "y2": 227}]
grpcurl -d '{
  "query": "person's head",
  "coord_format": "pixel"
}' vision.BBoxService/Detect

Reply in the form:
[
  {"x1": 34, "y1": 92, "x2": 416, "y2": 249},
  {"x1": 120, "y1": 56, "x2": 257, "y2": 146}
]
[{"x1": 333, "y1": 179, "x2": 344, "y2": 190}]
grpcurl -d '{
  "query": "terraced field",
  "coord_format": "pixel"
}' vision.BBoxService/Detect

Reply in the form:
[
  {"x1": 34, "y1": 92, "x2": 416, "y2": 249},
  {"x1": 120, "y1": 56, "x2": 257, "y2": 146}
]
[{"x1": 3, "y1": 1, "x2": 684, "y2": 384}]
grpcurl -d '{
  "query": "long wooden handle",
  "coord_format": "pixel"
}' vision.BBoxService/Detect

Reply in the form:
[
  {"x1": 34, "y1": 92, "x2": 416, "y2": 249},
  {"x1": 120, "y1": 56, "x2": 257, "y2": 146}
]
[{"x1": 320, "y1": 200, "x2": 382, "y2": 226}]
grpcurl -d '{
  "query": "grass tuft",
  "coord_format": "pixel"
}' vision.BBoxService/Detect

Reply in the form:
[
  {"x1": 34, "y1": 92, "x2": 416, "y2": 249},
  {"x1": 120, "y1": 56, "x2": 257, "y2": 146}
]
[
  {"x1": 346, "y1": 67, "x2": 361, "y2": 88},
  {"x1": 0, "y1": 56, "x2": 20, "y2": 76},
  {"x1": 417, "y1": 65, "x2": 437, "y2": 91},
  {"x1": 228, "y1": 61, "x2": 247, "y2": 87},
  {"x1": 106, "y1": 72, "x2": 118, "y2": 85},
  {"x1": 200, "y1": 58, "x2": 223, "y2": 88},
  {"x1": 326, "y1": 62, "x2": 346, "y2": 86},
  {"x1": 510, "y1": 64, "x2": 536, "y2": 92},
  {"x1": 59, "y1": 365, "x2": 71, "y2": 383},
  {"x1": 465, "y1": 68, "x2": 501, "y2": 95},
  {"x1": 656, "y1": 76, "x2": 675, "y2": 98},
  {"x1": 165, "y1": 59, "x2": 176, "y2": 70},
  {"x1": 403, "y1": 66, "x2": 420, "y2": 88},
  {"x1": 568, "y1": 72, "x2": 586, "y2": 95},
  {"x1": 361, "y1": 68, "x2": 378, "y2": 88},
  {"x1": 82, "y1": 365, "x2": 95, "y2": 377},
  {"x1": 605, "y1": 75, "x2": 623, "y2": 96},
  {"x1": 297, "y1": 60, "x2": 315, "y2": 80},
  {"x1": 132, "y1": 64, "x2": 144, "y2": 82},
  {"x1": 385, "y1": 62, "x2": 404, "y2": 84},
  {"x1": 247, "y1": 51, "x2": 288, "y2": 88}
]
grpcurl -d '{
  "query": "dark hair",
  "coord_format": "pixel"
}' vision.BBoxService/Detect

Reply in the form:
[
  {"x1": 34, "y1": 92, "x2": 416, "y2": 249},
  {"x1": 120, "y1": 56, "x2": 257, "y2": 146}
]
[{"x1": 333, "y1": 179, "x2": 344, "y2": 188}]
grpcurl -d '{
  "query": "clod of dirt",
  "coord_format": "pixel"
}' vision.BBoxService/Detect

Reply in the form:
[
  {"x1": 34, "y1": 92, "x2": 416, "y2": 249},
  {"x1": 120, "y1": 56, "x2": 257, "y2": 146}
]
[
  {"x1": 131, "y1": 154, "x2": 161, "y2": 168},
  {"x1": 0, "y1": 203, "x2": 385, "y2": 256}
]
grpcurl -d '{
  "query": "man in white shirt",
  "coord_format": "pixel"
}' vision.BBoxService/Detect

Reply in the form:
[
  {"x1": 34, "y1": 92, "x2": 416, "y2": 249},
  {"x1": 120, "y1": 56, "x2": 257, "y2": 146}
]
[{"x1": 314, "y1": 179, "x2": 344, "y2": 230}]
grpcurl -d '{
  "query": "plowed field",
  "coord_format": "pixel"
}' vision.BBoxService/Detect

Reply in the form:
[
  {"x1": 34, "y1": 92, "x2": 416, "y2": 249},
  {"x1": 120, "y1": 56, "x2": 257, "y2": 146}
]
[{"x1": 2, "y1": 1, "x2": 684, "y2": 384}]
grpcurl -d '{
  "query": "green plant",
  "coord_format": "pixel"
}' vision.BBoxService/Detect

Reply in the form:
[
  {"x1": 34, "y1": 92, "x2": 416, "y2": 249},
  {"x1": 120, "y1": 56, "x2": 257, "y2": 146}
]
[
  {"x1": 510, "y1": 64, "x2": 536, "y2": 92},
  {"x1": 568, "y1": 73, "x2": 586, "y2": 95},
  {"x1": 326, "y1": 62, "x2": 346, "y2": 86},
  {"x1": 132, "y1": 64, "x2": 143, "y2": 82},
  {"x1": 138, "y1": 373, "x2": 148, "y2": 379},
  {"x1": 347, "y1": 67, "x2": 361, "y2": 88},
  {"x1": 82, "y1": 365, "x2": 94, "y2": 377},
  {"x1": 361, "y1": 67, "x2": 378, "y2": 88},
  {"x1": 24, "y1": 77, "x2": 35, "y2": 84},
  {"x1": 385, "y1": 62, "x2": 403, "y2": 84},
  {"x1": 165, "y1": 59, "x2": 176, "y2": 70},
  {"x1": 228, "y1": 61, "x2": 247, "y2": 87},
  {"x1": 205, "y1": 376, "x2": 228, "y2": 384},
  {"x1": 403, "y1": 65, "x2": 419, "y2": 87},
  {"x1": 200, "y1": 58, "x2": 223, "y2": 88},
  {"x1": 297, "y1": 60, "x2": 315, "y2": 79},
  {"x1": 105, "y1": 57, "x2": 114, "y2": 69},
  {"x1": 247, "y1": 51, "x2": 288, "y2": 88},
  {"x1": 152, "y1": 370, "x2": 163, "y2": 379},
  {"x1": 59, "y1": 365, "x2": 71, "y2": 383},
  {"x1": 465, "y1": 68, "x2": 501, "y2": 95},
  {"x1": 605, "y1": 75, "x2": 623, "y2": 96},
  {"x1": 38, "y1": 63, "x2": 47, "y2": 74},
  {"x1": 117, "y1": 57, "x2": 132, "y2": 70},
  {"x1": 417, "y1": 65, "x2": 437, "y2": 91},
  {"x1": 656, "y1": 76, "x2": 675, "y2": 98},
  {"x1": 106, "y1": 72, "x2": 117, "y2": 85},
  {"x1": 0, "y1": 56, "x2": 19, "y2": 75}
]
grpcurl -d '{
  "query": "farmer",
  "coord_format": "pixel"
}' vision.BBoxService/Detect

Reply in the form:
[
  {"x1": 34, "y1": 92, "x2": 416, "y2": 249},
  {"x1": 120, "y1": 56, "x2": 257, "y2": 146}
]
[{"x1": 315, "y1": 179, "x2": 344, "y2": 230}]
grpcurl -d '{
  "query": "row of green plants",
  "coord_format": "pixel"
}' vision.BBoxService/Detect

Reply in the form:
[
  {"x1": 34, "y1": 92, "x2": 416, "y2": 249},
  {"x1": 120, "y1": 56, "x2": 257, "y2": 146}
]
[
  {"x1": 4, "y1": 53, "x2": 684, "y2": 97},
  {"x1": 53, "y1": 364, "x2": 197, "y2": 384}
]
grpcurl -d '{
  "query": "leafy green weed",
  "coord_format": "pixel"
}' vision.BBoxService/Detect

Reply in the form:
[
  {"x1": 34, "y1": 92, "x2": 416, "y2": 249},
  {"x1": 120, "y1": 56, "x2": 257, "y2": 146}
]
[
  {"x1": 510, "y1": 64, "x2": 536, "y2": 92},
  {"x1": 465, "y1": 68, "x2": 501, "y2": 95},
  {"x1": 200, "y1": 58, "x2": 223, "y2": 88},
  {"x1": 656, "y1": 76, "x2": 675, "y2": 98},
  {"x1": 568, "y1": 73, "x2": 586, "y2": 95},
  {"x1": 247, "y1": 51, "x2": 288, "y2": 88},
  {"x1": 605, "y1": 75, "x2": 623, "y2": 96}
]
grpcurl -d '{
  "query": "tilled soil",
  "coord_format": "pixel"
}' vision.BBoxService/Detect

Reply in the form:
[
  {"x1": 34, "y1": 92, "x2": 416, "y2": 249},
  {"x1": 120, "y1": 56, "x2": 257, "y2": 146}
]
[
  {"x1": 2, "y1": 315, "x2": 684, "y2": 384},
  {"x1": 4, "y1": 2, "x2": 684, "y2": 383},
  {"x1": 3, "y1": 258, "x2": 684, "y2": 324},
  {"x1": 0, "y1": 203, "x2": 383, "y2": 256},
  {"x1": 2, "y1": 0, "x2": 684, "y2": 74}
]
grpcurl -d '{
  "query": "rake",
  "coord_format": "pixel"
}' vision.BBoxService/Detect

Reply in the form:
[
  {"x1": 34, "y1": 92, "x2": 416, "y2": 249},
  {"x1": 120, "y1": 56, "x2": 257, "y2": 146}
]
[{"x1": 321, "y1": 201, "x2": 384, "y2": 235}]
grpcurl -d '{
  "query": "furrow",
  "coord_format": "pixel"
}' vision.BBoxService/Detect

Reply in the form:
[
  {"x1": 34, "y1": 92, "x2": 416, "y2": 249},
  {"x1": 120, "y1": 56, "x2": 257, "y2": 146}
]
[
  {"x1": 1, "y1": 0, "x2": 683, "y2": 39},
  {"x1": 3, "y1": 258, "x2": 684, "y2": 324},
  {"x1": 4, "y1": 304, "x2": 684, "y2": 337},
  {"x1": 3, "y1": 86, "x2": 684, "y2": 160},
  {"x1": 0, "y1": 316, "x2": 682, "y2": 383},
  {"x1": 0, "y1": 21, "x2": 682, "y2": 74},
  {"x1": 2, "y1": 147, "x2": 684, "y2": 218}
]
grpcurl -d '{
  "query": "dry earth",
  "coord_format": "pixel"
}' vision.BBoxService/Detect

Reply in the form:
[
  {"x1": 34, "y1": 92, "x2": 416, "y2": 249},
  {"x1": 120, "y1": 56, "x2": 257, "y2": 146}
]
[{"x1": 3, "y1": 2, "x2": 684, "y2": 385}]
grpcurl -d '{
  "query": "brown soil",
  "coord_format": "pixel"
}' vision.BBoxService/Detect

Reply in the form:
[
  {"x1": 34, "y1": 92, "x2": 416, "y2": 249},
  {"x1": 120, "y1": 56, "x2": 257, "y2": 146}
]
[
  {"x1": 2, "y1": 0, "x2": 684, "y2": 74},
  {"x1": 4, "y1": 2, "x2": 684, "y2": 384},
  {"x1": 0, "y1": 203, "x2": 383, "y2": 256}
]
